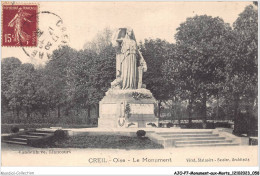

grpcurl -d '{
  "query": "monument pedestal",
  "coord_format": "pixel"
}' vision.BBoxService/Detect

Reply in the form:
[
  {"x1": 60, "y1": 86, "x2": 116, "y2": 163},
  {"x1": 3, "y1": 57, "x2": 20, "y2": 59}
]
[{"x1": 98, "y1": 88, "x2": 158, "y2": 128}]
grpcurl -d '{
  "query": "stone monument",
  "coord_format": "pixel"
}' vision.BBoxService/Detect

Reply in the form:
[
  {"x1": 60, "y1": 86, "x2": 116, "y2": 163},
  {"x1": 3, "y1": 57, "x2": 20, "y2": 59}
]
[{"x1": 98, "y1": 27, "x2": 158, "y2": 128}]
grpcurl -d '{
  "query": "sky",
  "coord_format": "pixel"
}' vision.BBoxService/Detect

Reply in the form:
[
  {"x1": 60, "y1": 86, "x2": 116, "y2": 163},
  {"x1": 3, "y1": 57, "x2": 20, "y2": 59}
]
[{"x1": 1, "y1": 1, "x2": 253, "y2": 65}]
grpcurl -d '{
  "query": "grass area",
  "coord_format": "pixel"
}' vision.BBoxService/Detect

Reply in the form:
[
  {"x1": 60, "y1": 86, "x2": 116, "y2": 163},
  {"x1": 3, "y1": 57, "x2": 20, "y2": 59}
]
[{"x1": 48, "y1": 135, "x2": 163, "y2": 150}]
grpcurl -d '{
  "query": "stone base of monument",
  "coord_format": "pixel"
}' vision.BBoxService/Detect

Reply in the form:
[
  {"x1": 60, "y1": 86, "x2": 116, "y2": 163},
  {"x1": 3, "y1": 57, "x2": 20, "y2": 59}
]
[{"x1": 98, "y1": 88, "x2": 158, "y2": 128}]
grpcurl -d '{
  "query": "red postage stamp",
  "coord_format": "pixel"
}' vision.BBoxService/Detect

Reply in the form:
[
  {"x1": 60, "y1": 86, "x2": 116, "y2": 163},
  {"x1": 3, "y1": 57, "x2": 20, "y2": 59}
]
[{"x1": 2, "y1": 4, "x2": 38, "y2": 47}]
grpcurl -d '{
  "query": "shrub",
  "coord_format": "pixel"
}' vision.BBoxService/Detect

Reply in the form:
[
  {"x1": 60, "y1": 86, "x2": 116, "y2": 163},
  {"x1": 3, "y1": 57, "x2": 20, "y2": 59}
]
[
  {"x1": 166, "y1": 122, "x2": 174, "y2": 128},
  {"x1": 136, "y1": 130, "x2": 146, "y2": 138},
  {"x1": 11, "y1": 126, "x2": 19, "y2": 133},
  {"x1": 54, "y1": 130, "x2": 67, "y2": 140},
  {"x1": 215, "y1": 122, "x2": 231, "y2": 128},
  {"x1": 206, "y1": 123, "x2": 215, "y2": 129}
]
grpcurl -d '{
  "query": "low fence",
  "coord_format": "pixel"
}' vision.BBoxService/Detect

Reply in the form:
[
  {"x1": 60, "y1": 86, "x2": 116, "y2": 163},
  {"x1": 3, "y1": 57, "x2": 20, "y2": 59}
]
[{"x1": 158, "y1": 119, "x2": 234, "y2": 129}]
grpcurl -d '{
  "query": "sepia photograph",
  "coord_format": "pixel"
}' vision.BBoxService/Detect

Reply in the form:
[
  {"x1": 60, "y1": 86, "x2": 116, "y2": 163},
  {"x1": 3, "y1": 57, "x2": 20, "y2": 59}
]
[{"x1": 1, "y1": 0, "x2": 259, "y2": 175}]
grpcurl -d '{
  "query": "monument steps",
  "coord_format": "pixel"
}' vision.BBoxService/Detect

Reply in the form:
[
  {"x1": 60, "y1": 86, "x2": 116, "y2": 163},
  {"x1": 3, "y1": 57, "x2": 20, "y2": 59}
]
[
  {"x1": 2, "y1": 129, "x2": 55, "y2": 146},
  {"x1": 27, "y1": 132, "x2": 50, "y2": 136},
  {"x1": 153, "y1": 129, "x2": 239, "y2": 148},
  {"x1": 157, "y1": 131, "x2": 213, "y2": 135},
  {"x1": 175, "y1": 142, "x2": 239, "y2": 148},
  {"x1": 3, "y1": 140, "x2": 27, "y2": 145},
  {"x1": 168, "y1": 136, "x2": 226, "y2": 141},
  {"x1": 175, "y1": 139, "x2": 233, "y2": 145},
  {"x1": 36, "y1": 129, "x2": 57, "y2": 133},
  {"x1": 19, "y1": 134, "x2": 42, "y2": 138},
  {"x1": 11, "y1": 137, "x2": 28, "y2": 142},
  {"x1": 160, "y1": 134, "x2": 219, "y2": 138}
]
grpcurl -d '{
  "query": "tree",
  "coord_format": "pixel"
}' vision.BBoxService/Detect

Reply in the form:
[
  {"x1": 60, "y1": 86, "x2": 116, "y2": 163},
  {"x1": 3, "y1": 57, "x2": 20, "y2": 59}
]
[
  {"x1": 7, "y1": 63, "x2": 37, "y2": 123},
  {"x1": 33, "y1": 68, "x2": 50, "y2": 122},
  {"x1": 66, "y1": 48, "x2": 98, "y2": 123},
  {"x1": 140, "y1": 39, "x2": 174, "y2": 119},
  {"x1": 66, "y1": 28, "x2": 116, "y2": 123},
  {"x1": 166, "y1": 15, "x2": 233, "y2": 122},
  {"x1": 1, "y1": 57, "x2": 22, "y2": 108},
  {"x1": 44, "y1": 46, "x2": 78, "y2": 119},
  {"x1": 1, "y1": 57, "x2": 22, "y2": 123},
  {"x1": 227, "y1": 5, "x2": 258, "y2": 134},
  {"x1": 83, "y1": 27, "x2": 113, "y2": 53}
]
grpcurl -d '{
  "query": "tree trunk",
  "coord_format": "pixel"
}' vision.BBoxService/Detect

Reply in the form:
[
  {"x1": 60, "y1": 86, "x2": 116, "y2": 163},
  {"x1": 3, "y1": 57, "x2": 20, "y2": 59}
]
[
  {"x1": 216, "y1": 92, "x2": 219, "y2": 120},
  {"x1": 202, "y1": 90, "x2": 207, "y2": 123},
  {"x1": 57, "y1": 105, "x2": 61, "y2": 119},
  {"x1": 42, "y1": 112, "x2": 45, "y2": 123},
  {"x1": 248, "y1": 96, "x2": 257, "y2": 136},
  {"x1": 171, "y1": 97, "x2": 175, "y2": 123},
  {"x1": 15, "y1": 105, "x2": 20, "y2": 123},
  {"x1": 85, "y1": 109, "x2": 87, "y2": 123},
  {"x1": 233, "y1": 93, "x2": 239, "y2": 134},
  {"x1": 188, "y1": 93, "x2": 193, "y2": 119},
  {"x1": 87, "y1": 105, "x2": 91, "y2": 124},
  {"x1": 17, "y1": 110, "x2": 20, "y2": 123},
  {"x1": 96, "y1": 103, "x2": 99, "y2": 118},
  {"x1": 26, "y1": 107, "x2": 30, "y2": 124},
  {"x1": 12, "y1": 108, "x2": 15, "y2": 123},
  {"x1": 158, "y1": 100, "x2": 162, "y2": 119}
]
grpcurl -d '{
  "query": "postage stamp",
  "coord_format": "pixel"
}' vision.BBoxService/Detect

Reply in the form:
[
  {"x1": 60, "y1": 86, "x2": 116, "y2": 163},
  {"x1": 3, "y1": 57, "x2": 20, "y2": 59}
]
[{"x1": 2, "y1": 4, "x2": 38, "y2": 47}]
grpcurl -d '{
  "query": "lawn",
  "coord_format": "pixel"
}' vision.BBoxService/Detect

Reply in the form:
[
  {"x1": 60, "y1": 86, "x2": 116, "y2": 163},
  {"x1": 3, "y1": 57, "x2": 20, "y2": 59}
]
[{"x1": 48, "y1": 135, "x2": 163, "y2": 150}]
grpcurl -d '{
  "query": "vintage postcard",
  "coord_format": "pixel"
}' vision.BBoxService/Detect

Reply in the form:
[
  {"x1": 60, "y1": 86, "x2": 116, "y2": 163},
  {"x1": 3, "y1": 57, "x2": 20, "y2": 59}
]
[{"x1": 1, "y1": 1, "x2": 259, "y2": 175}]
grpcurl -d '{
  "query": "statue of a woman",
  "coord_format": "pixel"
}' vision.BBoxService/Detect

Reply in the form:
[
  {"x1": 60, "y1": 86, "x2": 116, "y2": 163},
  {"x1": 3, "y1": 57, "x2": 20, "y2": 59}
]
[
  {"x1": 111, "y1": 27, "x2": 147, "y2": 90},
  {"x1": 120, "y1": 28, "x2": 138, "y2": 89}
]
